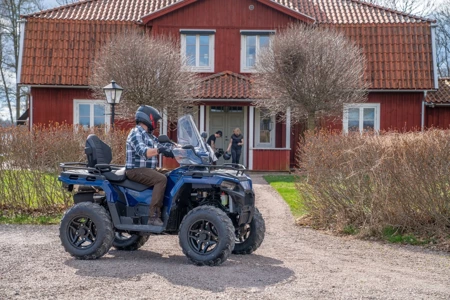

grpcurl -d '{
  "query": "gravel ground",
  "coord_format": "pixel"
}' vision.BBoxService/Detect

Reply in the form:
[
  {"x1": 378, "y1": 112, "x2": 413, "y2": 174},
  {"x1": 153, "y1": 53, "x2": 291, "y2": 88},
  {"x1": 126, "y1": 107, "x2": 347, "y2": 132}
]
[{"x1": 1, "y1": 175, "x2": 450, "y2": 299}]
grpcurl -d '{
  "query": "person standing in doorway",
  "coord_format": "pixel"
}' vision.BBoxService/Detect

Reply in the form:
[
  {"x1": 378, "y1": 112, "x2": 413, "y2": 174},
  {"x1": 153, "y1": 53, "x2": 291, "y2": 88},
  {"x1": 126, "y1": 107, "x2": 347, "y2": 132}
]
[
  {"x1": 226, "y1": 128, "x2": 244, "y2": 165},
  {"x1": 207, "y1": 130, "x2": 222, "y2": 151}
]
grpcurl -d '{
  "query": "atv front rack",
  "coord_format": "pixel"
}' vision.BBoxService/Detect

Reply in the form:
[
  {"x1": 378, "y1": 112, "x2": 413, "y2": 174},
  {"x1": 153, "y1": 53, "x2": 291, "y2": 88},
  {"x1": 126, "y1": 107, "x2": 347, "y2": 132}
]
[{"x1": 184, "y1": 163, "x2": 247, "y2": 176}]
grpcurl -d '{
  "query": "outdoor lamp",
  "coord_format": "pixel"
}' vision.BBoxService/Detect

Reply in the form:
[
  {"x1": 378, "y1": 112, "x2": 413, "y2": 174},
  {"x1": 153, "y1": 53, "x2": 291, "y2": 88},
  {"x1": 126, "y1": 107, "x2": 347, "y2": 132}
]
[{"x1": 103, "y1": 80, "x2": 123, "y2": 128}]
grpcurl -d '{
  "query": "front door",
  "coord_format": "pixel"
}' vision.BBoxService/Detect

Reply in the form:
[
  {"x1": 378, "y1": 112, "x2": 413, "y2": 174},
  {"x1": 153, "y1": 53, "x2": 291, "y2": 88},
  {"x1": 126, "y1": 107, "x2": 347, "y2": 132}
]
[{"x1": 208, "y1": 106, "x2": 246, "y2": 165}]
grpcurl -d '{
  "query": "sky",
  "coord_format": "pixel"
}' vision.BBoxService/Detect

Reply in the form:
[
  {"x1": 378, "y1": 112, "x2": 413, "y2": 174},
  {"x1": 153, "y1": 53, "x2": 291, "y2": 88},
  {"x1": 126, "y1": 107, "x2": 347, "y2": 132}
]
[{"x1": 43, "y1": 0, "x2": 60, "y2": 9}]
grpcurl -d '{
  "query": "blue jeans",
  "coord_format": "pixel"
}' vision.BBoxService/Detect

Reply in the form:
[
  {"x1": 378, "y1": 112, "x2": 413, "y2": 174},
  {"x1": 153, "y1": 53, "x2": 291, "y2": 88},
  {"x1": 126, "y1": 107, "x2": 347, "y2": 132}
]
[{"x1": 231, "y1": 148, "x2": 241, "y2": 164}]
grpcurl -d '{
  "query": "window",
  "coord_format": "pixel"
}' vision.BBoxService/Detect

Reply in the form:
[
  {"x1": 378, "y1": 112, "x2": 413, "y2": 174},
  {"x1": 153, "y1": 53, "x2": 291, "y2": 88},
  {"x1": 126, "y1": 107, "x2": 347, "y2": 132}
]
[
  {"x1": 240, "y1": 31, "x2": 274, "y2": 73},
  {"x1": 255, "y1": 108, "x2": 275, "y2": 147},
  {"x1": 210, "y1": 106, "x2": 224, "y2": 112},
  {"x1": 343, "y1": 104, "x2": 380, "y2": 133},
  {"x1": 229, "y1": 106, "x2": 243, "y2": 113},
  {"x1": 181, "y1": 30, "x2": 215, "y2": 72},
  {"x1": 74, "y1": 100, "x2": 110, "y2": 129}
]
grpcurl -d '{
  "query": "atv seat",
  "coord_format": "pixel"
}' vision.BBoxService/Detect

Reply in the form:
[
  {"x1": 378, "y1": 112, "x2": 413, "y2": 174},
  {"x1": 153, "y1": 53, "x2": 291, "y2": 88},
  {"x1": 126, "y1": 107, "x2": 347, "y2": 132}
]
[
  {"x1": 85, "y1": 134, "x2": 126, "y2": 182},
  {"x1": 102, "y1": 168, "x2": 127, "y2": 182}
]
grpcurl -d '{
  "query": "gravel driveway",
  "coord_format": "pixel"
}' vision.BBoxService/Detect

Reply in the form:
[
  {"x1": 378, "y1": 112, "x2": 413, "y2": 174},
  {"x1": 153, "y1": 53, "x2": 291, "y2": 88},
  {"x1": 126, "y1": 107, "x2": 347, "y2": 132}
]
[{"x1": 1, "y1": 175, "x2": 450, "y2": 299}]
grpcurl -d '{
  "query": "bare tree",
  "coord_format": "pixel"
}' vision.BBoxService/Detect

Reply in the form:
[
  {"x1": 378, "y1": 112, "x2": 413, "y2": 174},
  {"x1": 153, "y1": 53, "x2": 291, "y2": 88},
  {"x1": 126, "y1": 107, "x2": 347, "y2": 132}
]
[
  {"x1": 435, "y1": 1, "x2": 450, "y2": 77},
  {"x1": 55, "y1": 0, "x2": 78, "y2": 6},
  {"x1": 0, "y1": 0, "x2": 44, "y2": 123},
  {"x1": 89, "y1": 32, "x2": 200, "y2": 118},
  {"x1": 253, "y1": 24, "x2": 368, "y2": 130},
  {"x1": 363, "y1": 0, "x2": 437, "y2": 17}
]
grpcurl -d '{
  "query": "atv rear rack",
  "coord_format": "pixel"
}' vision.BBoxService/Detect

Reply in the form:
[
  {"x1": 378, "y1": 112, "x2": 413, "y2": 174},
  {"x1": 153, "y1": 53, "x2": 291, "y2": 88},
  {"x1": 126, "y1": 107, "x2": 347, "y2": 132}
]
[{"x1": 60, "y1": 162, "x2": 125, "y2": 174}]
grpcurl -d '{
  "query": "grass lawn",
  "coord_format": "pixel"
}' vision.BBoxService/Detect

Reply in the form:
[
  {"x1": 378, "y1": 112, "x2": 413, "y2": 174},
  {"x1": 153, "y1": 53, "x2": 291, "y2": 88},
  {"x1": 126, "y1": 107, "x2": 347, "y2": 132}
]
[
  {"x1": 263, "y1": 175, "x2": 306, "y2": 217},
  {"x1": 0, "y1": 214, "x2": 62, "y2": 225}
]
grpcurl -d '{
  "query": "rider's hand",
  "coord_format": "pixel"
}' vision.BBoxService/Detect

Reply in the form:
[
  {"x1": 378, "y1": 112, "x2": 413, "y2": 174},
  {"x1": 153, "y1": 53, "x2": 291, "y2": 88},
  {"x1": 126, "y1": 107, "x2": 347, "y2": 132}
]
[{"x1": 158, "y1": 147, "x2": 174, "y2": 158}]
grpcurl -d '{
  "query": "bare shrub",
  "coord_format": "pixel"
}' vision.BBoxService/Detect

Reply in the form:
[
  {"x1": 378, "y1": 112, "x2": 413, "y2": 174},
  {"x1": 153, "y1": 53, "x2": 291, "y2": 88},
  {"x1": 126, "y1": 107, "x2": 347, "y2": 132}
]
[
  {"x1": 0, "y1": 124, "x2": 128, "y2": 212},
  {"x1": 89, "y1": 31, "x2": 200, "y2": 118},
  {"x1": 299, "y1": 130, "x2": 450, "y2": 236},
  {"x1": 253, "y1": 24, "x2": 368, "y2": 129}
]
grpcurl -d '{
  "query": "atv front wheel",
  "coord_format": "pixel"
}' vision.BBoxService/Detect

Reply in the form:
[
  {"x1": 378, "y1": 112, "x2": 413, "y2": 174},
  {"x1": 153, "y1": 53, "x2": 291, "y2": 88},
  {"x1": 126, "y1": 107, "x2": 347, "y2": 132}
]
[
  {"x1": 113, "y1": 232, "x2": 149, "y2": 251},
  {"x1": 179, "y1": 206, "x2": 235, "y2": 266},
  {"x1": 233, "y1": 207, "x2": 265, "y2": 255},
  {"x1": 59, "y1": 202, "x2": 114, "y2": 260}
]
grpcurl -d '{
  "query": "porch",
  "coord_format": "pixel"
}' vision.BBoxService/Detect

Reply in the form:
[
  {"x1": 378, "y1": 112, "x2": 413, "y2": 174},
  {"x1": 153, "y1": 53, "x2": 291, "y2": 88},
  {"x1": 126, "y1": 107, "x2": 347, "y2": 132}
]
[{"x1": 161, "y1": 104, "x2": 291, "y2": 171}]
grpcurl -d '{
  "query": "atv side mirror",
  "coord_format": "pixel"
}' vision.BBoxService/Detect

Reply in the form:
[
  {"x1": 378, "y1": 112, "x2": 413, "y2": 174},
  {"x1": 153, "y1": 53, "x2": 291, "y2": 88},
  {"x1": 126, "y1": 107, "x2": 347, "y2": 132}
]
[
  {"x1": 158, "y1": 135, "x2": 171, "y2": 144},
  {"x1": 201, "y1": 132, "x2": 208, "y2": 139}
]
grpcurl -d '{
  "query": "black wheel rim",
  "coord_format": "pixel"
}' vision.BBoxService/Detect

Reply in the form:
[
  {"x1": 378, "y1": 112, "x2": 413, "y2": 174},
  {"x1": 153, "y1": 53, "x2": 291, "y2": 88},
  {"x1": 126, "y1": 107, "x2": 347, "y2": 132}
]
[
  {"x1": 188, "y1": 219, "x2": 219, "y2": 255},
  {"x1": 235, "y1": 224, "x2": 251, "y2": 244},
  {"x1": 67, "y1": 216, "x2": 97, "y2": 250},
  {"x1": 115, "y1": 232, "x2": 132, "y2": 241}
]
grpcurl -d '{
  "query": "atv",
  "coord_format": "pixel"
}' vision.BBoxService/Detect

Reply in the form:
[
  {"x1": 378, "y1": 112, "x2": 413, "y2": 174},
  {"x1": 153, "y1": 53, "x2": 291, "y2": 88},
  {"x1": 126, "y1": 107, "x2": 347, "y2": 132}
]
[{"x1": 58, "y1": 115, "x2": 265, "y2": 266}]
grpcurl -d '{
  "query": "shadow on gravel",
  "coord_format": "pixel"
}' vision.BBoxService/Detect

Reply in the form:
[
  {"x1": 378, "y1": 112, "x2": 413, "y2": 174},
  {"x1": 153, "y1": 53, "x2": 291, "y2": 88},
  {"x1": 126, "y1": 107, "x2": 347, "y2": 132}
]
[{"x1": 65, "y1": 250, "x2": 295, "y2": 292}]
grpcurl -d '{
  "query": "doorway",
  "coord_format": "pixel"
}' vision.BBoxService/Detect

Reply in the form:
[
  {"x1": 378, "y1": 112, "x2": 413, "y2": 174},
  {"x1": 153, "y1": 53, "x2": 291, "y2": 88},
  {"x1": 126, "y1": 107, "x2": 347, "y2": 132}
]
[{"x1": 207, "y1": 106, "x2": 247, "y2": 166}]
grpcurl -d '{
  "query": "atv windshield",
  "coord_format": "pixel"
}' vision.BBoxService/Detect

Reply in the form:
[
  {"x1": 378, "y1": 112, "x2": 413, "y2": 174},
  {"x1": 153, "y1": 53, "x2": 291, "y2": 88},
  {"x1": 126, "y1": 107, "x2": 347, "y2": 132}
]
[
  {"x1": 177, "y1": 115, "x2": 206, "y2": 151},
  {"x1": 174, "y1": 115, "x2": 211, "y2": 165}
]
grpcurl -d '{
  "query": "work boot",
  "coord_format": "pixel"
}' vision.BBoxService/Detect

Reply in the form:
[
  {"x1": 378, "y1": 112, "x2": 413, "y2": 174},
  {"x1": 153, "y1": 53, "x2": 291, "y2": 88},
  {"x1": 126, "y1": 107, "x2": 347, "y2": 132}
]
[{"x1": 148, "y1": 207, "x2": 163, "y2": 226}]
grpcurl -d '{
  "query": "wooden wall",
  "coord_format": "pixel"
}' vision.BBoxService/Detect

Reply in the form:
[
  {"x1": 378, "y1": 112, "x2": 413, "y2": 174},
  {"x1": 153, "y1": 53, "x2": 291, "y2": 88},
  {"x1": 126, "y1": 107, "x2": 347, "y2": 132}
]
[
  {"x1": 31, "y1": 87, "x2": 93, "y2": 125},
  {"x1": 290, "y1": 92, "x2": 425, "y2": 168},
  {"x1": 151, "y1": 0, "x2": 296, "y2": 74},
  {"x1": 324, "y1": 92, "x2": 424, "y2": 132},
  {"x1": 426, "y1": 107, "x2": 450, "y2": 129},
  {"x1": 252, "y1": 149, "x2": 290, "y2": 171}
]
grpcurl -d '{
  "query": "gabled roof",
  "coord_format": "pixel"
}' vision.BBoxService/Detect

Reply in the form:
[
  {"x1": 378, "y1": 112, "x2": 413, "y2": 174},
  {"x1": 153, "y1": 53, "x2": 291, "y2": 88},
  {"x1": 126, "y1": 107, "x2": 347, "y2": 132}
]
[
  {"x1": 23, "y1": 0, "x2": 433, "y2": 24},
  {"x1": 195, "y1": 71, "x2": 253, "y2": 99},
  {"x1": 427, "y1": 79, "x2": 450, "y2": 104}
]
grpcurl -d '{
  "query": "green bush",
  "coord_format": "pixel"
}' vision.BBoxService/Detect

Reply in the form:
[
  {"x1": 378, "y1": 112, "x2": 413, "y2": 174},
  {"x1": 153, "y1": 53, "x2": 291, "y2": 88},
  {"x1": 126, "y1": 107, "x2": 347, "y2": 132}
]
[
  {"x1": 0, "y1": 124, "x2": 129, "y2": 212},
  {"x1": 298, "y1": 130, "x2": 450, "y2": 237}
]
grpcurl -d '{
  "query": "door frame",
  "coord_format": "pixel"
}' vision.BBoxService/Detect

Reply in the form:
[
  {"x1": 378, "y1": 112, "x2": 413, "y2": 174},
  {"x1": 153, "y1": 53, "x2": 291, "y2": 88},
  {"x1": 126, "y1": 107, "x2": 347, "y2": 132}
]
[{"x1": 206, "y1": 105, "x2": 248, "y2": 167}]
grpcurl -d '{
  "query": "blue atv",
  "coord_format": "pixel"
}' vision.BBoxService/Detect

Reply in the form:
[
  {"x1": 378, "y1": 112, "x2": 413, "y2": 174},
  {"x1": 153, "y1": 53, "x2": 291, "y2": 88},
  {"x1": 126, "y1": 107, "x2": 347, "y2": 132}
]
[{"x1": 58, "y1": 115, "x2": 265, "y2": 266}]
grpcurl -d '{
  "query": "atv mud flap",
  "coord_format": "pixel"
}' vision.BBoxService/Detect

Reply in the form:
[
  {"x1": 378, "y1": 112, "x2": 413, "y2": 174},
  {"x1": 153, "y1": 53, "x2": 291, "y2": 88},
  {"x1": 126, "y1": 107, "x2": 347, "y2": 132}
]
[
  {"x1": 238, "y1": 191, "x2": 255, "y2": 225},
  {"x1": 227, "y1": 190, "x2": 255, "y2": 225}
]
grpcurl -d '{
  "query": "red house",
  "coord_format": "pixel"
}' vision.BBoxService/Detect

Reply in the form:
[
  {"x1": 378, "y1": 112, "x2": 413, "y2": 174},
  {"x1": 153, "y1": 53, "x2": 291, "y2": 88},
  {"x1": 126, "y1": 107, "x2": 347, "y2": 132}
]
[{"x1": 18, "y1": 0, "x2": 438, "y2": 171}]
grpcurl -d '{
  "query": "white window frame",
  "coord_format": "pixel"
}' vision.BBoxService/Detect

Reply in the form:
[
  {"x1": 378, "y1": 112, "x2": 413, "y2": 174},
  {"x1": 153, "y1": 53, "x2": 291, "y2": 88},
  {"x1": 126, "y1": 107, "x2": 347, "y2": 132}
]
[
  {"x1": 240, "y1": 31, "x2": 274, "y2": 73},
  {"x1": 180, "y1": 30, "x2": 215, "y2": 72},
  {"x1": 343, "y1": 103, "x2": 380, "y2": 133},
  {"x1": 73, "y1": 99, "x2": 110, "y2": 128},
  {"x1": 255, "y1": 108, "x2": 275, "y2": 148}
]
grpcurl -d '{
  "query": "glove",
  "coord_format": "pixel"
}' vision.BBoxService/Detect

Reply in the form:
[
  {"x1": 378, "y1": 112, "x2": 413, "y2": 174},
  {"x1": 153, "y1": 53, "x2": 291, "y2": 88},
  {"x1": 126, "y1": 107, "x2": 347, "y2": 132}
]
[{"x1": 158, "y1": 146, "x2": 174, "y2": 158}]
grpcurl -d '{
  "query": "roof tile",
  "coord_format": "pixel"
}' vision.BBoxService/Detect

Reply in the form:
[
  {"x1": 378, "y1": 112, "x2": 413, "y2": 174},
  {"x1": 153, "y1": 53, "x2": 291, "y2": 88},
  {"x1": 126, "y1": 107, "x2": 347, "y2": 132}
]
[
  {"x1": 195, "y1": 71, "x2": 253, "y2": 99},
  {"x1": 427, "y1": 79, "x2": 450, "y2": 103}
]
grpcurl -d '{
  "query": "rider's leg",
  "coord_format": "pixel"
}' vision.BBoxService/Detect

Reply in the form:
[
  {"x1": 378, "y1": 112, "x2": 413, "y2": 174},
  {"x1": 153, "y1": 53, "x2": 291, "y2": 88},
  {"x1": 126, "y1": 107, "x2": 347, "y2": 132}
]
[{"x1": 126, "y1": 168, "x2": 167, "y2": 226}]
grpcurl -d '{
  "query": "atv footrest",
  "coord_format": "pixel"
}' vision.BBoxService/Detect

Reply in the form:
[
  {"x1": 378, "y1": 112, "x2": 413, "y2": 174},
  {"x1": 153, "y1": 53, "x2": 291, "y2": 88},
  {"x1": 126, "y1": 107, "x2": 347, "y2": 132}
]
[{"x1": 115, "y1": 224, "x2": 164, "y2": 234}]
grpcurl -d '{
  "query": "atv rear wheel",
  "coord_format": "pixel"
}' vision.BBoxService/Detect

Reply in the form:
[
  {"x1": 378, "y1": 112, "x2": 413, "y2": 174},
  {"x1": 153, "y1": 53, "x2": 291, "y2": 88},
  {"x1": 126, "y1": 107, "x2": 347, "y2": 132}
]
[
  {"x1": 59, "y1": 202, "x2": 114, "y2": 260},
  {"x1": 179, "y1": 206, "x2": 235, "y2": 266},
  {"x1": 113, "y1": 232, "x2": 149, "y2": 251},
  {"x1": 233, "y1": 207, "x2": 265, "y2": 255}
]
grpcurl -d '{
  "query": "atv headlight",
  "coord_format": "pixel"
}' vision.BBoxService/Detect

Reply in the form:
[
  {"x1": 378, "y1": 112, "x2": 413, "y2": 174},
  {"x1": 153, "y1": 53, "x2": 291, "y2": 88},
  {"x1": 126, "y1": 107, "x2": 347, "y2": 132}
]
[
  {"x1": 240, "y1": 180, "x2": 251, "y2": 191},
  {"x1": 220, "y1": 180, "x2": 237, "y2": 190}
]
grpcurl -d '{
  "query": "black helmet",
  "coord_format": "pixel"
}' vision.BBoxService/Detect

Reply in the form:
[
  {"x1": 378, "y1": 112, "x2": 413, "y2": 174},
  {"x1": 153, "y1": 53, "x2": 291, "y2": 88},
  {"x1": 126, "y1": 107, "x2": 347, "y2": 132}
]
[
  {"x1": 135, "y1": 105, "x2": 161, "y2": 132},
  {"x1": 223, "y1": 152, "x2": 231, "y2": 160}
]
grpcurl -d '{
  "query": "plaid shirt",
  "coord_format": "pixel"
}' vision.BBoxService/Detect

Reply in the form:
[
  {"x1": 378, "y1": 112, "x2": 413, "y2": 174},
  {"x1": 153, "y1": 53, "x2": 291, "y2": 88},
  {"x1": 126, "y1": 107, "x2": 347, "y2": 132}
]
[{"x1": 126, "y1": 125, "x2": 159, "y2": 169}]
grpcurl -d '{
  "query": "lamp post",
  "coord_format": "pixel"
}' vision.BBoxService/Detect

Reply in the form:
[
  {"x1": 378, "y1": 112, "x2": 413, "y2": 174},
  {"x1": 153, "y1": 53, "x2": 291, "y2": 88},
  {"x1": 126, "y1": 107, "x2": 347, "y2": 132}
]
[{"x1": 103, "y1": 80, "x2": 123, "y2": 129}]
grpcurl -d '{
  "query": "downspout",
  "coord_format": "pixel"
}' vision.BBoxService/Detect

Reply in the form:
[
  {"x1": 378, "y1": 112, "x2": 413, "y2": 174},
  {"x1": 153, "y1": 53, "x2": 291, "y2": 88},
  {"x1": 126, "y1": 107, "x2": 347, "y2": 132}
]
[
  {"x1": 421, "y1": 91, "x2": 427, "y2": 131},
  {"x1": 29, "y1": 94, "x2": 33, "y2": 131}
]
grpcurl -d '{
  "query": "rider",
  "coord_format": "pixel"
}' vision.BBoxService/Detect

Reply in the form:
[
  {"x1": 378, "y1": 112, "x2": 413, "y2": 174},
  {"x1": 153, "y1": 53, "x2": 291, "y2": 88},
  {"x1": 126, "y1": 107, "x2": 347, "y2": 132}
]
[{"x1": 125, "y1": 105, "x2": 174, "y2": 226}]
